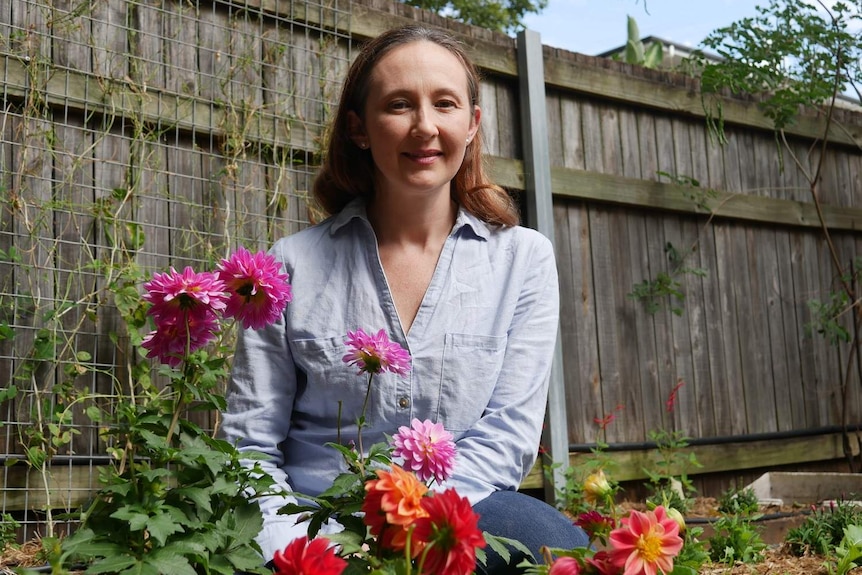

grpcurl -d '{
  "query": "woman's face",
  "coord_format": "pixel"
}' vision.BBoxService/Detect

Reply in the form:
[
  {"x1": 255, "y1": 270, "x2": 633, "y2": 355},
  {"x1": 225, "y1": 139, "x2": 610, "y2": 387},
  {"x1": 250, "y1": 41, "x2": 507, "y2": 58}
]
[{"x1": 348, "y1": 40, "x2": 480, "y2": 204}]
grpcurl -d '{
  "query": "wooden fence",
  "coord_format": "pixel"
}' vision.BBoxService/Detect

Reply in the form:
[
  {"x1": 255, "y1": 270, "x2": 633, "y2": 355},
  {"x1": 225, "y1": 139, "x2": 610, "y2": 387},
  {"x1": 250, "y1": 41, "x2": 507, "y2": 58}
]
[{"x1": 1, "y1": 0, "x2": 862, "y2": 536}]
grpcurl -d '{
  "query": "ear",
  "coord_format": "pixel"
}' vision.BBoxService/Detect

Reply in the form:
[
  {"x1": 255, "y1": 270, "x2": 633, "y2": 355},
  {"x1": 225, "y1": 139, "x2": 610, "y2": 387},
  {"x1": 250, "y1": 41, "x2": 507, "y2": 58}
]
[
  {"x1": 467, "y1": 105, "x2": 481, "y2": 144},
  {"x1": 347, "y1": 111, "x2": 368, "y2": 149}
]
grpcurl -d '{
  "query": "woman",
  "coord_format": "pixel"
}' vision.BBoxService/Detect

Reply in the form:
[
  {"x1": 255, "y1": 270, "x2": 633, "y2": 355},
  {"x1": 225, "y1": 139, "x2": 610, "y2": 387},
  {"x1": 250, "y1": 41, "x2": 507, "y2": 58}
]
[{"x1": 221, "y1": 24, "x2": 588, "y2": 573}]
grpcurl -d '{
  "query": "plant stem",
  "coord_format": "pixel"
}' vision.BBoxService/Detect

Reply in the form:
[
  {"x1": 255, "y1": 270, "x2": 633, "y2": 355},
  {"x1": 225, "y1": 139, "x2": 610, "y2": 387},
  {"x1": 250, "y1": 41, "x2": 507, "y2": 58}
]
[{"x1": 355, "y1": 373, "x2": 375, "y2": 473}]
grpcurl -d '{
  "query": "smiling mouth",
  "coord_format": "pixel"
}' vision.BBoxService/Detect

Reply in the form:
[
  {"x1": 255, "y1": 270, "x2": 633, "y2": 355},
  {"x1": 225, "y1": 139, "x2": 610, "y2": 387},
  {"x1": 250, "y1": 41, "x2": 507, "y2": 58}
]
[{"x1": 404, "y1": 151, "x2": 442, "y2": 161}]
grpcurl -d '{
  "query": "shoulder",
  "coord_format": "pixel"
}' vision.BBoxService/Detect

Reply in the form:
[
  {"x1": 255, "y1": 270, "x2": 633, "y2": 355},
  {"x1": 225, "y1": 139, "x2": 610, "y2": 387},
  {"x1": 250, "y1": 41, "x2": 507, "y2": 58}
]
[
  {"x1": 270, "y1": 206, "x2": 366, "y2": 263},
  {"x1": 487, "y1": 224, "x2": 556, "y2": 266},
  {"x1": 270, "y1": 219, "x2": 334, "y2": 259},
  {"x1": 459, "y1": 210, "x2": 553, "y2": 258}
]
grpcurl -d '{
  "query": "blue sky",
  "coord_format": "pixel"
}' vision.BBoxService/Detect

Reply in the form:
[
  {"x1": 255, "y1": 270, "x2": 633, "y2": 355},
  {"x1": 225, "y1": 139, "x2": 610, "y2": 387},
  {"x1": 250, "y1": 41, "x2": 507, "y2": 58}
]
[{"x1": 522, "y1": 0, "x2": 763, "y2": 56}]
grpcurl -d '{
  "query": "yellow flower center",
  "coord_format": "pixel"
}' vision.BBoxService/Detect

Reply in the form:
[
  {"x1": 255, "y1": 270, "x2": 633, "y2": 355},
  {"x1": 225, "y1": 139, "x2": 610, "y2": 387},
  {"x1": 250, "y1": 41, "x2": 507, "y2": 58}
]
[{"x1": 636, "y1": 530, "x2": 663, "y2": 563}]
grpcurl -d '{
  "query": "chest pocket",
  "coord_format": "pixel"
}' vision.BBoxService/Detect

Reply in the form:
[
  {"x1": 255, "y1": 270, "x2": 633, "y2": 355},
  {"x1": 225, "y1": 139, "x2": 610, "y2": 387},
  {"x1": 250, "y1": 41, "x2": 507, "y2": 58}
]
[
  {"x1": 436, "y1": 333, "x2": 507, "y2": 434},
  {"x1": 291, "y1": 335, "x2": 368, "y2": 420}
]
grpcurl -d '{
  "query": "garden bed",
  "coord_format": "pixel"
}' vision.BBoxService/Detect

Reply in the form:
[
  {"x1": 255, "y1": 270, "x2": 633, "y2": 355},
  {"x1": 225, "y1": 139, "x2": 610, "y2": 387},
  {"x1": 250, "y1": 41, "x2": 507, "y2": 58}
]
[{"x1": 0, "y1": 497, "x2": 843, "y2": 574}]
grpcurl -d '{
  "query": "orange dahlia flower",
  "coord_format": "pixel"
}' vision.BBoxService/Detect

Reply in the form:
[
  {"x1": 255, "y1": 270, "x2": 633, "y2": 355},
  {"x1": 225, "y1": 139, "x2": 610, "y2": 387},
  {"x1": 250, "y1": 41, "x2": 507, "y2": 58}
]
[{"x1": 362, "y1": 464, "x2": 429, "y2": 550}]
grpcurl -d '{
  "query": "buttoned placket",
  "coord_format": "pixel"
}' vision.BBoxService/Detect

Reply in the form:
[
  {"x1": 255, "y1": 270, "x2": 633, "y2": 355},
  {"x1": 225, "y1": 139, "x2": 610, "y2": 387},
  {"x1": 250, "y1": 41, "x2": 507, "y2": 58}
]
[{"x1": 364, "y1": 218, "x2": 462, "y2": 426}]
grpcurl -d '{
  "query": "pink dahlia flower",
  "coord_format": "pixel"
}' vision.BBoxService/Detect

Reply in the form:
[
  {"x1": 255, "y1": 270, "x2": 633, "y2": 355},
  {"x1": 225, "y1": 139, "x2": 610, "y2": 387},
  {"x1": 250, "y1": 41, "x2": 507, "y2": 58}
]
[
  {"x1": 141, "y1": 312, "x2": 220, "y2": 366},
  {"x1": 585, "y1": 550, "x2": 618, "y2": 575},
  {"x1": 391, "y1": 418, "x2": 456, "y2": 483},
  {"x1": 609, "y1": 506, "x2": 683, "y2": 575},
  {"x1": 143, "y1": 266, "x2": 227, "y2": 324},
  {"x1": 217, "y1": 247, "x2": 292, "y2": 330},
  {"x1": 342, "y1": 328, "x2": 411, "y2": 376},
  {"x1": 548, "y1": 556, "x2": 582, "y2": 575}
]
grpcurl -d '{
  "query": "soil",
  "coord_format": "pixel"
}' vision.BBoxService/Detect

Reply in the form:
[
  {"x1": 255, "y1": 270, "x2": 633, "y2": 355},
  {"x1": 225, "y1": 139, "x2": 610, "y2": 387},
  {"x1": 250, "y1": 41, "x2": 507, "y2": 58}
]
[{"x1": 0, "y1": 499, "x2": 843, "y2": 574}]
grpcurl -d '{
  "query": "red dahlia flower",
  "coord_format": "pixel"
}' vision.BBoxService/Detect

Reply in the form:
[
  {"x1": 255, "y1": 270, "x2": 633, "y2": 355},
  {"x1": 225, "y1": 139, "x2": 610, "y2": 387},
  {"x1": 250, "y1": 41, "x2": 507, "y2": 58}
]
[
  {"x1": 412, "y1": 489, "x2": 485, "y2": 575},
  {"x1": 272, "y1": 536, "x2": 346, "y2": 575}
]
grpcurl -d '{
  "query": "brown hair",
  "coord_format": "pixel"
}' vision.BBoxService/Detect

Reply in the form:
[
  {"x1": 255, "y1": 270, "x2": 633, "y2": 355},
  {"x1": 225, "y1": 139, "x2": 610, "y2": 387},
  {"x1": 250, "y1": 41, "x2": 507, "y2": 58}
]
[{"x1": 311, "y1": 25, "x2": 519, "y2": 227}]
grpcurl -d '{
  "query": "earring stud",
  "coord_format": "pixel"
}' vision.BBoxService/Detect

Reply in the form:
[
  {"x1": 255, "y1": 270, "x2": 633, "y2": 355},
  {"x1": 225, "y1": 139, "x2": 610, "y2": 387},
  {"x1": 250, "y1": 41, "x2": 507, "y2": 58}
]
[{"x1": 357, "y1": 141, "x2": 368, "y2": 149}]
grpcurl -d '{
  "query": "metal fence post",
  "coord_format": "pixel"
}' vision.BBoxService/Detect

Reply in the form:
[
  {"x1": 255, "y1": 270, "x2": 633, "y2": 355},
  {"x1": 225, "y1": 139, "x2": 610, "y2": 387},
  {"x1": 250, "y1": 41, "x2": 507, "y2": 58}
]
[{"x1": 516, "y1": 29, "x2": 569, "y2": 504}]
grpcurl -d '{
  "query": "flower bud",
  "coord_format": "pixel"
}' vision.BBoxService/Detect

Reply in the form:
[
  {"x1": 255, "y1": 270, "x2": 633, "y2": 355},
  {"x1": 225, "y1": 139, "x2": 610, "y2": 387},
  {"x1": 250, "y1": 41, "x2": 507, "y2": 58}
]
[
  {"x1": 665, "y1": 506, "x2": 686, "y2": 533},
  {"x1": 582, "y1": 470, "x2": 613, "y2": 503}
]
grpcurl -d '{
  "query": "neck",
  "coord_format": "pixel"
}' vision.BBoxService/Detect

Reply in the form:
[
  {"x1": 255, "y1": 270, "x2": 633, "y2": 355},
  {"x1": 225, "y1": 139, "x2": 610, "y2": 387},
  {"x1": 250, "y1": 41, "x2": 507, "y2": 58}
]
[{"x1": 367, "y1": 194, "x2": 457, "y2": 247}]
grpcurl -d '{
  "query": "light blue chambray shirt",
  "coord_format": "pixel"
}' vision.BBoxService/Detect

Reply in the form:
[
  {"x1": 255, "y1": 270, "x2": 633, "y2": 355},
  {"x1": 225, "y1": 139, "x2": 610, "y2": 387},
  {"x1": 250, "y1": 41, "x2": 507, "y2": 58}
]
[{"x1": 221, "y1": 199, "x2": 560, "y2": 561}]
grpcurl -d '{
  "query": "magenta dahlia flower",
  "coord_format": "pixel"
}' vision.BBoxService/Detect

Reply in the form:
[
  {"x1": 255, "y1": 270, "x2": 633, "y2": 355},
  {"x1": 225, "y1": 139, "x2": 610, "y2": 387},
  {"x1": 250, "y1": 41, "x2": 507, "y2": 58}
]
[
  {"x1": 217, "y1": 247, "x2": 292, "y2": 330},
  {"x1": 391, "y1": 418, "x2": 456, "y2": 483},
  {"x1": 143, "y1": 266, "x2": 227, "y2": 324},
  {"x1": 342, "y1": 328, "x2": 411, "y2": 376},
  {"x1": 141, "y1": 312, "x2": 220, "y2": 366}
]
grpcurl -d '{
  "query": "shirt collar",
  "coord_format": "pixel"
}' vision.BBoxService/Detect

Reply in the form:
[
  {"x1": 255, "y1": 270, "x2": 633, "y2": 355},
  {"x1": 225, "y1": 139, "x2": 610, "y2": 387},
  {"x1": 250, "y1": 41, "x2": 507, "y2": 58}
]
[{"x1": 329, "y1": 197, "x2": 491, "y2": 241}]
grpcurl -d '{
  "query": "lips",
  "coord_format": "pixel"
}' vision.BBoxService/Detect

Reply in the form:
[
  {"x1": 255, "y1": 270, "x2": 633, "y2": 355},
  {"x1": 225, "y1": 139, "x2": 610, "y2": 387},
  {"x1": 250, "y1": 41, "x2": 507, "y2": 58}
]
[{"x1": 404, "y1": 150, "x2": 443, "y2": 164}]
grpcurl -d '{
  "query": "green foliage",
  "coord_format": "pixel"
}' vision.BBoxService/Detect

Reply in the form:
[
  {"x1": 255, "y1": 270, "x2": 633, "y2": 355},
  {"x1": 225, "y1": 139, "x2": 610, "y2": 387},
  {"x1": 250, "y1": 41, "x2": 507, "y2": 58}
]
[
  {"x1": 628, "y1": 242, "x2": 708, "y2": 316},
  {"x1": 786, "y1": 498, "x2": 862, "y2": 557},
  {"x1": 643, "y1": 428, "x2": 702, "y2": 513},
  {"x1": 620, "y1": 15, "x2": 663, "y2": 69},
  {"x1": 832, "y1": 524, "x2": 862, "y2": 575},
  {"x1": 695, "y1": 0, "x2": 862, "y2": 134},
  {"x1": 806, "y1": 258, "x2": 862, "y2": 345},
  {"x1": 717, "y1": 486, "x2": 760, "y2": 516},
  {"x1": 399, "y1": 0, "x2": 547, "y2": 33},
  {"x1": 675, "y1": 525, "x2": 710, "y2": 573},
  {"x1": 9, "y1": 249, "x2": 279, "y2": 573},
  {"x1": 544, "y1": 445, "x2": 618, "y2": 518},
  {"x1": 57, "y1": 346, "x2": 276, "y2": 574},
  {"x1": 279, "y1": 437, "x2": 394, "y2": 541},
  {"x1": 707, "y1": 514, "x2": 767, "y2": 564},
  {"x1": 0, "y1": 512, "x2": 20, "y2": 548},
  {"x1": 627, "y1": 171, "x2": 713, "y2": 318}
]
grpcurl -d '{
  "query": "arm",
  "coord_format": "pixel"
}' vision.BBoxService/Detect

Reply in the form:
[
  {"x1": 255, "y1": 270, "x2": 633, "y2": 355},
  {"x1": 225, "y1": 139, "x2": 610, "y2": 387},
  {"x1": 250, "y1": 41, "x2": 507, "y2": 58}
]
[
  {"x1": 222, "y1": 314, "x2": 311, "y2": 561},
  {"x1": 442, "y1": 236, "x2": 560, "y2": 504}
]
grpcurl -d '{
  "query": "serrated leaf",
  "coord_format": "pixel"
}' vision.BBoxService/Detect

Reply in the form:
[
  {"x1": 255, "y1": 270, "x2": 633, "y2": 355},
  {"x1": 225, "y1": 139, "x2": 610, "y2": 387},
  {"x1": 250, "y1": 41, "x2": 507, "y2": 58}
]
[
  {"x1": 110, "y1": 508, "x2": 149, "y2": 531},
  {"x1": 223, "y1": 545, "x2": 269, "y2": 573},
  {"x1": 85, "y1": 553, "x2": 139, "y2": 574},
  {"x1": 145, "y1": 550, "x2": 198, "y2": 575},
  {"x1": 318, "y1": 472, "x2": 362, "y2": 498},
  {"x1": 146, "y1": 511, "x2": 185, "y2": 546},
  {"x1": 205, "y1": 554, "x2": 237, "y2": 575},
  {"x1": 227, "y1": 501, "x2": 265, "y2": 546},
  {"x1": 483, "y1": 532, "x2": 532, "y2": 564},
  {"x1": 174, "y1": 487, "x2": 213, "y2": 515}
]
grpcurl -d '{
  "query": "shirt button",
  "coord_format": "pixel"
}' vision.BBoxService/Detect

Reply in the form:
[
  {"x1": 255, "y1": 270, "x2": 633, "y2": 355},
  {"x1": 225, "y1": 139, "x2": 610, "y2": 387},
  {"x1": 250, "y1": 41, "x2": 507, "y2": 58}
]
[{"x1": 398, "y1": 396, "x2": 409, "y2": 408}]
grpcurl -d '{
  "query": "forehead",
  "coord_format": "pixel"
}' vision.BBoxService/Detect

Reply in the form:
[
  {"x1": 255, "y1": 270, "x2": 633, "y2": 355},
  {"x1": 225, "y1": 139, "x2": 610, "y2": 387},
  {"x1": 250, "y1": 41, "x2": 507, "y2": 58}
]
[{"x1": 368, "y1": 40, "x2": 471, "y2": 95}]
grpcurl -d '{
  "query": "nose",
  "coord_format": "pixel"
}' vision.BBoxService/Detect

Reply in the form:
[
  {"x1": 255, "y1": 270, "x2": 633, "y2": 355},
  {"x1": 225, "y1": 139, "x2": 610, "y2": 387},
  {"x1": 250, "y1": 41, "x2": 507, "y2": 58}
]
[{"x1": 410, "y1": 104, "x2": 437, "y2": 139}]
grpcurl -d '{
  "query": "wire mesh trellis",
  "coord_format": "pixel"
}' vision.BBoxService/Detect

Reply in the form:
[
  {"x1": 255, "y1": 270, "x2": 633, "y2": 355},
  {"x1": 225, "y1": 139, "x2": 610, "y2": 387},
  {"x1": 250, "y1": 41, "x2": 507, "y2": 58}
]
[{"x1": 0, "y1": 0, "x2": 351, "y2": 542}]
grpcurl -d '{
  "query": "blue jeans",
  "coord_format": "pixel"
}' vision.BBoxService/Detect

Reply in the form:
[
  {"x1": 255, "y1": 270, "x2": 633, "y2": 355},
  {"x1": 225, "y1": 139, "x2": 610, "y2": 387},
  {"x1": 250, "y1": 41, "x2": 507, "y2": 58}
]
[{"x1": 473, "y1": 490, "x2": 590, "y2": 575}]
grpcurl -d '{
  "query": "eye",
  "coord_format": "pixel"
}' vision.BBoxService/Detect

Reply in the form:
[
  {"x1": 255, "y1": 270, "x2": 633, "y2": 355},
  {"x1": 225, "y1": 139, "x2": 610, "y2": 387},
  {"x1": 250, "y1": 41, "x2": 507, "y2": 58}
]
[
  {"x1": 388, "y1": 100, "x2": 410, "y2": 111},
  {"x1": 436, "y1": 99, "x2": 457, "y2": 109}
]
